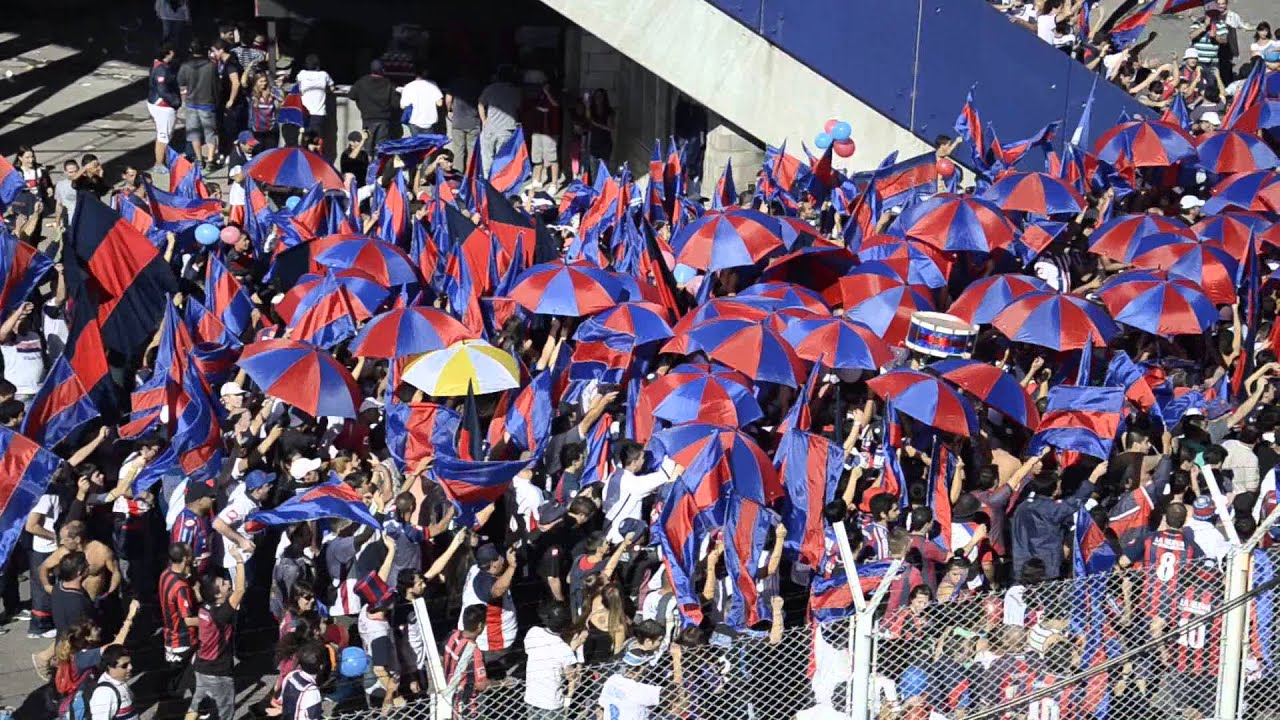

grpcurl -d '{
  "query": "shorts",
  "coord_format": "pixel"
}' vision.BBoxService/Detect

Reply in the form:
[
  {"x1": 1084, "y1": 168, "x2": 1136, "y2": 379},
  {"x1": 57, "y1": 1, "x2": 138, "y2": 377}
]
[
  {"x1": 531, "y1": 133, "x2": 557, "y2": 164},
  {"x1": 1168, "y1": 671, "x2": 1214, "y2": 717},
  {"x1": 148, "y1": 103, "x2": 177, "y2": 144},
  {"x1": 189, "y1": 672, "x2": 235, "y2": 720},
  {"x1": 185, "y1": 107, "x2": 218, "y2": 144}
]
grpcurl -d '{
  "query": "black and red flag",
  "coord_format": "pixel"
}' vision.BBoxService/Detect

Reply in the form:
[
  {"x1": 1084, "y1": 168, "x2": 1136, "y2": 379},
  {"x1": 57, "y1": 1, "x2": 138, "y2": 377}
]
[{"x1": 62, "y1": 192, "x2": 179, "y2": 419}]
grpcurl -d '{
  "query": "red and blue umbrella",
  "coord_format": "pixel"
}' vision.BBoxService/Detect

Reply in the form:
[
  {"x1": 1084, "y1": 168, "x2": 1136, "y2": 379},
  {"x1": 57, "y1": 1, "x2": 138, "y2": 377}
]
[
  {"x1": 1204, "y1": 170, "x2": 1280, "y2": 214},
  {"x1": 349, "y1": 307, "x2": 474, "y2": 358},
  {"x1": 508, "y1": 261, "x2": 626, "y2": 317},
  {"x1": 856, "y1": 235, "x2": 950, "y2": 289},
  {"x1": 866, "y1": 369, "x2": 977, "y2": 436},
  {"x1": 736, "y1": 281, "x2": 830, "y2": 313},
  {"x1": 648, "y1": 373, "x2": 764, "y2": 429},
  {"x1": 1190, "y1": 212, "x2": 1270, "y2": 262},
  {"x1": 892, "y1": 193, "x2": 1016, "y2": 253},
  {"x1": 671, "y1": 296, "x2": 778, "y2": 334},
  {"x1": 574, "y1": 301, "x2": 674, "y2": 349},
  {"x1": 1086, "y1": 213, "x2": 1194, "y2": 263},
  {"x1": 275, "y1": 269, "x2": 389, "y2": 325},
  {"x1": 992, "y1": 292, "x2": 1117, "y2": 351},
  {"x1": 648, "y1": 423, "x2": 783, "y2": 505},
  {"x1": 1093, "y1": 120, "x2": 1196, "y2": 168},
  {"x1": 982, "y1": 172, "x2": 1085, "y2": 216},
  {"x1": 670, "y1": 208, "x2": 786, "y2": 271},
  {"x1": 662, "y1": 318, "x2": 805, "y2": 387},
  {"x1": 825, "y1": 264, "x2": 935, "y2": 345},
  {"x1": 928, "y1": 359, "x2": 1040, "y2": 428},
  {"x1": 781, "y1": 314, "x2": 893, "y2": 371},
  {"x1": 314, "y1": 236, "x2": 419, "y2": 287},
  {"x1": 1261, "y1": 222, "x2": 1280, "y2": 249},
  {"x1": 1195, "y1": 130, "x2": 1279, "y2": 176},
  {"x1": 1131, "y1": 240, "x2": 1238, "y2": 304},
  {"x1": 775, "y1": 216, "x2": 824, "y2": 250},
  {"x1": 1097, "y1": 271, "x2": 1218, "y2": 336},
  {"x1": 947, "y1": 273, "x2": 1050, "y2": 325},
  {"x1": 244, "y1": 147, "x2": 344, "y2": 191},
  {"x1": 760, "y1": 244, "x2": 859, "y2": 291},
  {"x1": 237, "y1": 339, "x2": 360, "y2": 418}
]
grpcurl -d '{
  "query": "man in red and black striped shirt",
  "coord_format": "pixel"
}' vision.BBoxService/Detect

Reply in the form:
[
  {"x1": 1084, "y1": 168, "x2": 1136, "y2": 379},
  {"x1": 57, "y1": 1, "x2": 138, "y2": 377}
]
[
  {"x1": 158, "y1": 542, "x2": 200, "y2": 695},
  {"x1": 442, "y1": 605, "x2": 489, "y2": 718},
  {"x1": 1164, "y1": 564, "x2": 1221, "y2": 719}
]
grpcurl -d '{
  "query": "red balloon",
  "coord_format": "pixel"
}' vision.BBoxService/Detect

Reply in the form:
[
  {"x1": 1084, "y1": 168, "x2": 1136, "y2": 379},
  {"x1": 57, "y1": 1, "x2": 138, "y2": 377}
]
[
  {"x1": 833, "y1": 139, "x2": 856, "y2": 158},
  {"x1": 824, "y1": 119, "x2": 840, "y2": 135},
  {"x1": 935, "y1": 157, "x2": 956, "y2": 178}
]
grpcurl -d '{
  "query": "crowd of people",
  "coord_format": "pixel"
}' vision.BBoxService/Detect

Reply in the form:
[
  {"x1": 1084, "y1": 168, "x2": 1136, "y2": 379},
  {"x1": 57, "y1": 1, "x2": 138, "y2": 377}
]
[{"x1": 0, "y1": 5, "x2": 1278, "y2": 720}]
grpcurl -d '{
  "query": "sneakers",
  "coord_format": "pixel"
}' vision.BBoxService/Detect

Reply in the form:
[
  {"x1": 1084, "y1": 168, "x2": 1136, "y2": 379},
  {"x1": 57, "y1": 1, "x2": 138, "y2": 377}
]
[
  {"x1": 26, "y1": 629, "x2": 54, "y2": 639},
  {"x1": 12, "y1": 609, "x2": 31, "y2": 622}
]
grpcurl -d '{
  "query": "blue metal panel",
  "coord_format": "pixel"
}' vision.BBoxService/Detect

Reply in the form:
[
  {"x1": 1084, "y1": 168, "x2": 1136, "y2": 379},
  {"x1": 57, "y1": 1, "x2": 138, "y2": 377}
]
[{"x1": 704, "y1": 0, "x2": 1149, "y2": 150}]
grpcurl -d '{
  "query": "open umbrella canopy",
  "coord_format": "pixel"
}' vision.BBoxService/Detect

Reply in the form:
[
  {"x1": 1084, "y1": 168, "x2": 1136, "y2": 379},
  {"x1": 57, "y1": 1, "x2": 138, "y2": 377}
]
[
  {"x1": 1204, "y1": 171, "x2": 1280, "y2": 214},
  {"x1": 948, "y1": 274, "x2": 1050, "y2": 325},
  {"x1": 992, "y1": 292, "x2": 1118, "y2": 351},
  {"x1": 670, "y1": 208, "x2": 786, "y2": 272},
  {"x1": 671, "y1": 296, "x2": 779, "y2": 335},
  {"x1": 507, "y1": 261, "x2": 627, "y2": 317},
  {"x1": 662, "y1": 318, "x2": 806, "y2": 387},
  {"x1": 1195, "y1": 130, "x2": 1280, "y2": 175},
  {"x1": 759, "y1": 244, "x2": 859, "y2": 291},
  {"x1": 856, "y1": 235, "x2": 950, "y2": 289},
  {"x1": 647, "y1": 423, "x2": 783, "y2": 505},
  {"x1": 927, "y1": 359, "x2": 1039, "y2": 428},
  {"x1": 1130, "y1": 240, "x2": 1239, "y2": 304},
  {"x1": 646, "y1": 373, "x2": 765, "y2": 429},
  {"x1": 775, "y1": 216, "x2": 824, "y2": 250},
  {"x1": 1190, "y1": 212, "x2": 1270, "y2": 262},
  {"x1": 735, "y1": 282, "x2": 830, "y2": 314},
  {"x1": 244, "y1": 147, "x2": 344, "y2": 191},
  {"x1": 314, "y1": 236, "x2": 419, "y2": 287},
  {"x1": 866, "y1": 369, "x2": 978, "y2": 436},
  {"x1": 825, "y1": 263, "x2": 935, "y2": 345},
  {"x1": 1093, "y1": 120, "x2": 1197, "y2": 168},
  {"x1": 1096, "y1": 271, "x2": 1218, "y2": 336},
  {"x1": 891, "y1": 193, "x2": 1016, "y2": 253},
  {"x1": 349, "y1": 306, "x2": 475, "y2": 358},
  {"x1": 573, "y1": 302, "x2": 674, "y2": 349},
  {"x1": 1086, "y1": 213, "x2": 1194, "y2": 263},
  {"x1": 982, "y1": 172, "x2": 1085, "y2": 216},
  {"x1": 237, "y1": 339, "x2": 360, "y2": 418},
  {"x1": 402, "y1": 340, "x2": 521, "y2": 396},
  {"x1": 780, "y1": 314, "x2": 893, "y2": 371},
  {"x1": 275, "y1": 269, "x2": 390, "y2": 325}
]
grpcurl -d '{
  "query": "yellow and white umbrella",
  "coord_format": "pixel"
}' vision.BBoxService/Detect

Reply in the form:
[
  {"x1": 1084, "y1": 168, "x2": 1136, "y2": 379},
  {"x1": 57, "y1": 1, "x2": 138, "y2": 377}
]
[{"x1": 402, "y1": 339, "x2": 520, "y2": 396}]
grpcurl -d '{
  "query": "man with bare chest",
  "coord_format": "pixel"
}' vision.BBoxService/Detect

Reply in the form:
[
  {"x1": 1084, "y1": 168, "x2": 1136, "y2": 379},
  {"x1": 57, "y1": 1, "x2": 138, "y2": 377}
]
[{"x1": 38, "y1": 521, "x2": 121, "y2": 602}]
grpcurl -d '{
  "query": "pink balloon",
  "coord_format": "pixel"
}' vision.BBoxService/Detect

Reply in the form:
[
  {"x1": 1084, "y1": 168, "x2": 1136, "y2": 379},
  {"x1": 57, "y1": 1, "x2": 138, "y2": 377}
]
[
  {"x1": 935, "y1": 157, "x2": 956, "y2": 178},
  {"x1": 833, "y1": 139, "x2": 856, "y2": 158},
  {"x1": 220, "y1": 225, "x2": 242, "y2": 245},
  {"x1": 824, "y1": 119, "x2": 840, "y2": 135}
]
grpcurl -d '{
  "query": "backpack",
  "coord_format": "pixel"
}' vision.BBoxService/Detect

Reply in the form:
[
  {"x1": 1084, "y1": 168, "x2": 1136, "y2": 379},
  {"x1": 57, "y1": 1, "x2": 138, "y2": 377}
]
[{"x1": 58, "y1": 673, "x2": 118, "y2": 720}]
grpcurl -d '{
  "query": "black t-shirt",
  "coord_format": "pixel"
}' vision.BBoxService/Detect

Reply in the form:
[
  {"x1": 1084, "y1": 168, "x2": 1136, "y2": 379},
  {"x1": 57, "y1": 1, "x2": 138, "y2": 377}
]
[
  {"x1": 340, "y1": 150, "x2": 369, "y2": 183},
  {"x1": 471, "y1": 569, "x2": 499, "y2": 603},
  {"x1": 368, "y1": 632, "x2": 398, "y2": 673},
  {"x1": 194, "y1": 602, "x2": 236, "y2": 676},
  {"x1": 73, "y1": 174, "x2": 109, "y2": 198},
  {"x1": 52, "y1": 584, "x2": 94, "y2": 637},
  {"x1": 217, "y1": 54, "x2": 244, "y2": 106}
]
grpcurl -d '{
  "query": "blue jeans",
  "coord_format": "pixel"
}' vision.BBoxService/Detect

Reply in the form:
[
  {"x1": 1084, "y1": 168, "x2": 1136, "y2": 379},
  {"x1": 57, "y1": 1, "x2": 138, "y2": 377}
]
[{"x1": 28, "y1": 550, "x2": 52, "y2": 634}]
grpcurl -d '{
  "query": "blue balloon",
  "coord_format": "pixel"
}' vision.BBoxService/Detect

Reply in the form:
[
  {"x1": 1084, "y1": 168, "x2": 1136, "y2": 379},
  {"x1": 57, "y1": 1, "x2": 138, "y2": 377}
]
[
  {"x1": 194, "y1": 223, "x2": 220, "y2": 246},
  {"x1": 814, "y1": 133, "x2": 833, "y2": 150},
  {"x1": 831, "y1": 121, "x2": 852, "y2": 142},
  {"x1": 339, "y1": 646, "x2": 369, "y2": 677},
  {"x1": 285, "y1": 195, "x2": 302, "y2": 211}
]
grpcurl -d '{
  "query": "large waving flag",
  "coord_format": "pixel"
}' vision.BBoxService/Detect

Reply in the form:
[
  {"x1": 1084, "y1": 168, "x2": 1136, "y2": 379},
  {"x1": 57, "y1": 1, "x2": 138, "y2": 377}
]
[
  {"x1": 497, "y1": 368, "x2": 552, "y2": 455},
  {"x1": 0, "y1": 156, "x2": 24, "y2": 210},
  {"x1": 954, "y1": 85, "x2": 991, "y2": 175},
  {"x1": 711, "y1": 159, "x2": 736, "y2": 211},
  {"x1": 927, "y1": 442, "x2": 958, "y2": 551},
  {"x1": 1222, "y1": 59, "x2": 1266, "y2": 132},
  {"x1": 245, "y1": 474, "x2": 380, "y2": 533},
  {"x1": 1110, "y1": 0, "x2": 1158, "y2": 49},
  {"x1": 429, "y1": 453, "x2": 527, "y2": 525},
  {"x1": 0, "y1": 427, "x2": 63, "y2": 566},
  {"x1": 63, "y1": 193, "x2": 178, "y2": 420},
  {"x1": 375, "y1": 170, "x2": 410, "y2": 245},
  {"x1": 867, "y1": 152, "x2": 938, "y2": 210},
  {"x1": 205, "y1": 253, "x2": 254, "y2": 340},
  {"x1": 0, "y1": 228, "x2": 53, "y2": 315},
  {"x1": 131, "y1": 361, "x2": 223, "y2": 494},
  {"x1": 489, "y1": 126, "x2": 532, "y2": 195},
  {"x1": 285, "y1": 270, "x2": 359, "y2": 349},
  {"x1": 145, "y1": 182, "x2": 221, "y2": 240},
  {"x1": 723, "y1": 494, "x2": 779, "y2": 630},
  {"x1": 164, "y1": 147, "x2": 208, "y2": 198},
  {"x1": 385, "y1": 401, "x2": 460, "y2": 472},
  {"x1": 20, "y1": 355, "x2": 100, "y2": 449},
  {"x1": 775, "y1": 429, "x2": 842, "y2": 566},
  {"x1": 989, "y1": 121, "x2": 1060, "y2": 171},
  {"x1": 272, "y1": 183, "x2": 328, "y2": 247},
  {"x1": 653, "y1": 441, "x2": 724, "y2": 625},
  {"x1": 1029, "y1": 386, "x2": 1127, "y2": 460}
]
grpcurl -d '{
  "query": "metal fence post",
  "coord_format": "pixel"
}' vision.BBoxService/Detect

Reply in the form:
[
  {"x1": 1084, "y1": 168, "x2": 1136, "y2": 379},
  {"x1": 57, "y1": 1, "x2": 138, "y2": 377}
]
[
  {"x1": 848, "y1": 609, "x2": 876, "y2": 720},
  {"x1": 1216, "y1": 547, "x2": 1251, "y2": 720},
  {"x1": 412, "y1": 597, "x2": 453, "y2": 720}
]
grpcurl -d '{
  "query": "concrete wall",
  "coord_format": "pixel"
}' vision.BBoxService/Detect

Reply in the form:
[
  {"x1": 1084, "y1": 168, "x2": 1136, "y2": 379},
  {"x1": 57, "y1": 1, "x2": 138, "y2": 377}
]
[{"x1": 540, "y1": 0, "x2": 932, "y2": 172}]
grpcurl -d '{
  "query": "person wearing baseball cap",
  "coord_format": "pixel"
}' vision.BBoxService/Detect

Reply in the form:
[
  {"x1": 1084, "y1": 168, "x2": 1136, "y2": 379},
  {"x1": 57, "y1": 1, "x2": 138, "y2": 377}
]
[
  {"x1": 460, "y1": 544, "x2": 519, "y2": 658},
  {"x1": 171, "y1": 481, "x2": 218, "y2": 575},
  {"x1": 213, "y1": 470, "x2": 276, "y2": 586}
]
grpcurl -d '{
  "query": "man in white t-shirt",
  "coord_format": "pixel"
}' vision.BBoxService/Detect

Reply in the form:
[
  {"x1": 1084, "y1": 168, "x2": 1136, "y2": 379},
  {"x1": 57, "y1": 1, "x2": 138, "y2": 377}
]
[
  {"x1": 524, "y1": 603, "x2": 584, "y2": 718},
  {"x1": 24, "y1": 489, "x2": 62, "y2": 638},
  {"x1": 212, "y1": 470, "x2": 275, "y2": 588},
  {"x1": 598, "y1": 648, "x2": 673, "y2": 720},
  {"x1": 401, "y1": 68, "x2": 444, "y2": 136},
  {"x1": 0, "y1": 302, "x2": 45, "y2": 404},
  {"x1": 295, "y1": 55, "x2": 334, "y2": 139}
]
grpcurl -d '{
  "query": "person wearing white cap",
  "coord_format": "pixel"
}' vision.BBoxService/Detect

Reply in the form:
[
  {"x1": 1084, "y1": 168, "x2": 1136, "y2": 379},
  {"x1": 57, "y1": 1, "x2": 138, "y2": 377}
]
[
  {"x1": 220, "y1": 381, "x2": 246, "y2": 413},
  {"x1": 1179, "y1": 194, "x2": 1205, "y2": 223}
]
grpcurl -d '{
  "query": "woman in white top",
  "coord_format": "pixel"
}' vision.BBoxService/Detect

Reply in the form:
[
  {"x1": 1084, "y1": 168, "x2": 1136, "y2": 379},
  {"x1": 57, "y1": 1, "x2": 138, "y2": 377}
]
[
  {"x1": 1250, "y1": 23, "x2": 1276, "y2": 59},
  {"x1": 294, "y1": 54, "x2": 334, "y2": 141}
]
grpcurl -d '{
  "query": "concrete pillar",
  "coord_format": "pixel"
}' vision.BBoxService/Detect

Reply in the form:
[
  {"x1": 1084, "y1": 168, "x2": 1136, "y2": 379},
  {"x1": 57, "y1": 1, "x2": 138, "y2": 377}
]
[{"x1": 702, "y1": 117, "x2": 763, "y2": 202}]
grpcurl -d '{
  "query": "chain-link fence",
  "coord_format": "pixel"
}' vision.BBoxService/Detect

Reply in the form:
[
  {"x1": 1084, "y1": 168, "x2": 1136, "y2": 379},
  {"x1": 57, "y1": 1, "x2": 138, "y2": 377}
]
[{"x1": 321, "y1": 547, "x2": 1280, "y2": 720}]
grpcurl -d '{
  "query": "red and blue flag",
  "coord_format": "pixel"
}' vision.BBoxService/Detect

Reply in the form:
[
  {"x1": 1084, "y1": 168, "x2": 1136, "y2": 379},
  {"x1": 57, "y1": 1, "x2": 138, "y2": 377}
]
[
  {"x1": 385, "y1": 401, "x2": 460, "y2": 472},
  {"x1": 20, "y1": 355, "x2": 100, "y2": 449},
  {"x1": 0, "y1": 156, "x2": 24, "y2": 210},
  {"x1": 0, "y1": 427, "x2": 63, "y2": 566},
  {"x1": 245, "y1": 474, "x2": 380, "y2": 533},
  {"x1": 723, "y1": 494, "x2": 779, "y2": 630},
  {"x1": 205, "y1": 253, "x2": 254, "y2": 340},
  {"x1": 430, "y1": 453, "x2": 527, "y2": 525},
  {"x1": 489, "y1": 127, "x2": 531, "y2": 195},
  {"x1": 1110, "y1": 0, "x2": 1159, "y2": 49},
  {"x1": 775, "y1": 429, "x2": 843, "y2": 567},
  {"x1": 0, "y1": 228, "x2": 53, "y2": 315},
  {"x1": 131, "y1": 361, "x2": 224, "y2": 493},
  {"x1": 164, "y1": 147, "x2": 208, "y2": 198},
  {"x1": 1029, "y1": 386, "x2": 1126, "y2": 460},
  {"x1": 145, "y1": 181, "x2": 221, "y2": 240}
]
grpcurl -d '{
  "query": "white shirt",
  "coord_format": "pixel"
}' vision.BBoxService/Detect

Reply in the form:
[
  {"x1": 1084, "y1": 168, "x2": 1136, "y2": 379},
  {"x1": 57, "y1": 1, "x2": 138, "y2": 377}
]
[
  {"x1": 217, "y1": 483, "x2": 259, "y2": 570},
  {"x1": 30, "y1": 493, "x2": 61, "y2": 553},
  {"x1": 604, "y1": 468, "x2": 670, "y2": 542},
  {"x1": 1036, "y1": 14, "x2": 1057, "y2": 44},
  {"x1": 295, "y1": 69, "x2": 333, "y2": 116},
  {"x1": 228, "y1": 180, "x2": 245, "y2": 208},
  {"x1": 400, "y1": 78, "x2": 444, "y2": 129},
  {"x1": 511, "y1": 476, "x2": 546, "y2": 531},
  {"x1": 523, "y1": 626, "x2": 579, "y2": 709},
  {"x1": 89, "y1": 672, "x2": 133, "y2": 720},
  {"x1": 1187, "y1": 519, "x2": 1230, "y2": 560},
  {"x1": 598, "y1": 674, "x2": 662, "y2": 720},
  {"x1": 1221, "y1": 439, "x2": 1261, "y2": 492},
  {"x1": 1, "y1": 332, "x2": 44, "y2": 395}
]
